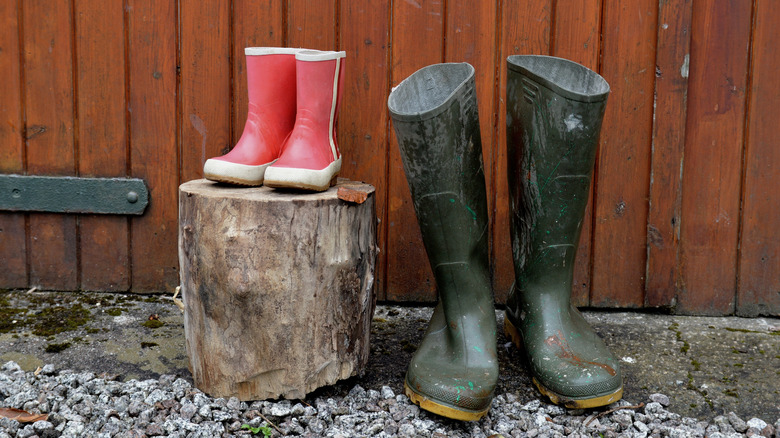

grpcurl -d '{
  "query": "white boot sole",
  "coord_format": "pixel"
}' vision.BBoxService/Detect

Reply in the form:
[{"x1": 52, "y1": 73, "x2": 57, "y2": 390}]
[
  {"x1": 264, "y1": 158, "x2": 342, "y2": 192},
  {"x1": 203, "y1": 158, "x2": 276, "y2": 186}
]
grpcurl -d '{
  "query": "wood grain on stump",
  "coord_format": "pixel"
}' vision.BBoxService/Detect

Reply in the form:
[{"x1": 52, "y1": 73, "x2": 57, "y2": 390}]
[{"x1": 179, "y1": 179, "x2": 377, "y2": 400}]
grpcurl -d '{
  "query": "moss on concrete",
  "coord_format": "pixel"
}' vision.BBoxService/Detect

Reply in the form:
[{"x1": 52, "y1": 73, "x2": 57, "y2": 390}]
[
  {"x1": 724, "y1": 327, "x2": 780, "y2": 336},
  {"x1": 45, "y1": 342, "x2": 72, "y2": 353},
  {"x1": 32, "y1": 303, "x2": 90, "y2": 337},
  {"x1": 141, "y1": 319, "x2": 164, "y2": 329}
]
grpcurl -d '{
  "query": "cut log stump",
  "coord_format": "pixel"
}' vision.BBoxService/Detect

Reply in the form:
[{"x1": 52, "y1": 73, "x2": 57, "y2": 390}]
[{"x1": 178, "y1": 178, "x2": 378, "y2": 400}]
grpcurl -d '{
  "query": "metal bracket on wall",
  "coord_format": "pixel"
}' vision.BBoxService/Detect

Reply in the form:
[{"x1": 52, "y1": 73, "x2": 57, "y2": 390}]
[{"x1": 0, "y1": 174, "x2": 149, "y2": 215}]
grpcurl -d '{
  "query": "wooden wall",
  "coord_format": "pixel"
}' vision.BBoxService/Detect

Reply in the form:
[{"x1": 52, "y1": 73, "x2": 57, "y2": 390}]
[{"x1": 0, "y1": 0, "x2": 777, "y2": 316}]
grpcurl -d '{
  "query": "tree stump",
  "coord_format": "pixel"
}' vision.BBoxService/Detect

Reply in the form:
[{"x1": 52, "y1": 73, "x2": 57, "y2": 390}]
[{"x1": 178, "y1": 178, "x2": 378, "y2": 400}]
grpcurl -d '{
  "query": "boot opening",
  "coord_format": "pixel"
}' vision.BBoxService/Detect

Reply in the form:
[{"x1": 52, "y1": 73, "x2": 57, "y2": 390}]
[
  {"x1": 507, "y1": 55, "x2": 609, "y2": 101},
  {"x1": 388, "y1": 63, "x2": 474, "y2": 118}
]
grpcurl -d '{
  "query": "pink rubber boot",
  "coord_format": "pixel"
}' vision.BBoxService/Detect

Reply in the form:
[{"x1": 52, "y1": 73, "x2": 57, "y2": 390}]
[
  {"x1": 263, "y1": 50, "x2": 346, "y2": 191},
  {"x1": 203, "y1": 48, "x2": 303, "y2": 186}
]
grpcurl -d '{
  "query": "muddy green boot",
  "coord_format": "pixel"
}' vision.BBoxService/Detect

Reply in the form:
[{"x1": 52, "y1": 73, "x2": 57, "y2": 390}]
[
  {"x1": 388, "y1": 63, "x2": 497, "y2": 421},
  {"x1": 504, "y1": 55, "x2": 622, "y2": 409}
]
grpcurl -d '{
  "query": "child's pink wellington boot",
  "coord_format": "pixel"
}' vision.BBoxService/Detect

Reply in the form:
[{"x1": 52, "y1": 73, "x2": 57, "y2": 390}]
[
  {"x1": 263, "y1": 50, "x2": 346, "y2": 191},
  {"x1": 203, "y1": 48, "x2": 302, "y2": 186}
]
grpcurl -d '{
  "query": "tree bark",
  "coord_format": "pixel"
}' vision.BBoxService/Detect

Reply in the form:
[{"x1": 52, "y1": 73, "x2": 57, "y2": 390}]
[{"x1": 179, "y1": 178, "x2": 377, "y2": 400}]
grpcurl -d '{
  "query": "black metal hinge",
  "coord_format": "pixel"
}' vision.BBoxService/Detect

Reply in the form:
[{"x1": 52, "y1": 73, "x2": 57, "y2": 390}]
[{"x1": 0, "y1": 174, "x2": 149, "y2": 215}]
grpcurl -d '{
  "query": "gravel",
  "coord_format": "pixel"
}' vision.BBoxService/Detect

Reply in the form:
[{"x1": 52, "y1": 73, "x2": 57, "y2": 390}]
[{"x1": 1, "y1": 361, "x2": 778, "y2": 437}]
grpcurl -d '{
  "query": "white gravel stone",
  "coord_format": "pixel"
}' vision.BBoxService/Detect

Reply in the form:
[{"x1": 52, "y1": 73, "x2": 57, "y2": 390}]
[
  {"x1": 729, "y1": 411, "x2": 749, "y2": 432},
  {"x1": 197, "y1": 403, "x2": 212, "y2": 419},
  {"x1": 649, "y1": 393, "x2": 670, "y2": 406},
  {"x1": 143, "y1": 388, "x2": 168, "y2": 405},
  {"x1": 380, "y1": 385, "x2": 395, "y2": 399},
  {"x1": 747, "y1": 417, "x2": 768, "y2": 430},
  {"x1": 523, "y1": 399, "x2": 542, "y2": 412},
  {"x1": 268, "y1": 400, "x2": 292, "y2": 417}
]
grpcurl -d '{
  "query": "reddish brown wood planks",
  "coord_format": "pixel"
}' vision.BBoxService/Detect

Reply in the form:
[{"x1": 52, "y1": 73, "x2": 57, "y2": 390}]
[
  {"x1": 678, "y1": 1, "x2": 752, "y2": 315},
  {"x1": 23, "y1": 0, "x2": 78, "y2": 290},
  {"x1": 591, "y1": 0, "x2": 657, "y2": 308},
  {"x1": 338, "y1": 1, "x2": 390, "y2": 299},
  {"x1": 0, "y1": 0, "x2": 27, "y2": 288},
  {"x1": 76, "y1": 0, "x2": 130, "y2": 291},
  {"x1": 287, "y1": 0, "x2": 336, "y2": 50},
  {"x1": 231, "y1": 0, "x2": 284, "y2": 146},
  {"x1": 445, "y1": 0, "x2": 499, "y2": 300},
  {"x1": 552, "y1": 0, "x2": 603, "y2": 307},
  {"x1": 645, "y1": 0, "x2": 693, "y2": 309},
  {"x1": 127, "y1": 0, "x2": 179, "y2": 293},
  {"x1": 494, "y1": 0, "x2": 553, "y2": 302},
  {"x1": 1, "y1": 0, "x2": 777, "y2": 311},
  {"x1": 386, "y1": 0, "x2": 445, "y2": 302},
  {"x1": 737, "y1": 0, "x2": 780, "y2": 317},
  {"x1": 180, "y1": 0, "x2": 230, "y2": 183}
]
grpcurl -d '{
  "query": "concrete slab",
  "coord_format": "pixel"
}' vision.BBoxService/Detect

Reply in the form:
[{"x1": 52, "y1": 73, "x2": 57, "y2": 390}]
[{"x1": 0, "y1": 290, "x2": 777, "y2": 421}]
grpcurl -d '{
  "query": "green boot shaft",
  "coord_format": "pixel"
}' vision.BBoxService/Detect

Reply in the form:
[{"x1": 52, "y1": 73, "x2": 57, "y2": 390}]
[{"x1": 506, "y1": 56, "x2": 607, "y2": 289}]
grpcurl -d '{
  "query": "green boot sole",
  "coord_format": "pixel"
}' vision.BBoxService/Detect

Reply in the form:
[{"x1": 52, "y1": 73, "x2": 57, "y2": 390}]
[{"x1": 404, "y1": 381, "x2": 490, "y2": 421}]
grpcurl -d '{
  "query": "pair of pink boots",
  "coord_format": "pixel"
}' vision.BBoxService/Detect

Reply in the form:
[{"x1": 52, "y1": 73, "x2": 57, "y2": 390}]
[{"x1": 204, "y1": 48, "x2": 346, "y2": 191}]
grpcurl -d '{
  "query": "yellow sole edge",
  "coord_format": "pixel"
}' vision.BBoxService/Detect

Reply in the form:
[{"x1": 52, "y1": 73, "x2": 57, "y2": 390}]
[
  {"x1": 533, "y1": 377, "x2": 623, "y2": 409},
  {"x1": 403, "y1": 382, "x2": 489, "y2": 422},
  {"x1": 504, "y1": 316, "x2": 624, "y2": 409}
]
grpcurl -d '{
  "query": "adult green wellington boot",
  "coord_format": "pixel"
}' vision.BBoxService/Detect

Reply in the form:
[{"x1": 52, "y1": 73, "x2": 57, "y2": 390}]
[
  {"x1": 504, "y1": 55, "x2": 622, "y2": 408},
  {"x1": 388, "y1": 63, "x2": 497, "y2": 421}
]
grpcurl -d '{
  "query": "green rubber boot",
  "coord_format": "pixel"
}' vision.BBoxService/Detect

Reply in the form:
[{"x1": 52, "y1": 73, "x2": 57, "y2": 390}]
[
  {"x1": 388, "y1": 63, "x2": 497, "y2": 421},
  {"x1": 504, "y1": 55, "x2": 623, "y2": 409}
]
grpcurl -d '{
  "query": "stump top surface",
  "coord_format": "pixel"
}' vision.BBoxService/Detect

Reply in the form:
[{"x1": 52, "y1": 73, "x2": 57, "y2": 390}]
[{"x1": 180, "y1": 178, "x2": 375, "y2": 202}]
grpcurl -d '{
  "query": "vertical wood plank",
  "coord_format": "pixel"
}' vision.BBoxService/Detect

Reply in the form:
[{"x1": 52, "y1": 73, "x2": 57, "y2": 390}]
[
  {"x1": 128, "y1": 0, "x2": 179, "y2": 292},
  {"x1": 180, "y1": 0, "x2": 230, "y2": 182},
  {"x1": 23, "y1": 0, "x2": 78, "y2": 290},
  {"x1": 0, "y1": 0, "x2": 27, "y2": 288},
  {"x1": 494, "y1": 0, "x2": 553, "y2": 302},
  {"x1": 445, "y1": 0, "x2": 498, "y2": 300},
  {"x1": 76, "y1": 0, "x2": 130, "y2": 291},
  {"x1": 645, "y1": 0, "x2": 693, "y2": 308},
  {"x1": 339, "y1": 1, "x2": 390, "y2": 299},
  {"x1": 552, "y1": 0, "x2": 603, "y2": 307},
  {"x1": 678, "y1": 1, "x2": 752, "y2": 314},
  {"x1": 591, "y1": 1, "x2": 657, "y2": 308},
  {"x1": 231, "y1": 0, "x2": 284, "y2": 146},
  {"x1": 386, "y1": 0, "x2": 445, "y2": 302},
  {"x1": 287, "y1": 0, "x2": 336, "y2": 50},
  {"x1": 737, "y1": 0, "x2": 779, "y2": 317}
]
